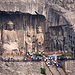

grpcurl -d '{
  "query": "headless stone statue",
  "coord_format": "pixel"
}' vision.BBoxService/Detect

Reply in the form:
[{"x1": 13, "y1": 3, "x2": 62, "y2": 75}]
[{"x1": 2, "y1": 21, "x2": 19, "y2": 54}]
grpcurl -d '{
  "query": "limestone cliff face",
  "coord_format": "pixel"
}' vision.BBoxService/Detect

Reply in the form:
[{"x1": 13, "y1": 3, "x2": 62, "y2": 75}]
[
  {"x1": 48, "y1": 0, "x2": 75, "y2": 11},
  {"x1": 46, "y1": 0, "x2": 75, "y2": 32},
  {"x1": 0, "y1": 0, "x2": 75, "y2": 31},
  {"x1": 0, "y1": 0, "x2": 46, "y2": 16}
]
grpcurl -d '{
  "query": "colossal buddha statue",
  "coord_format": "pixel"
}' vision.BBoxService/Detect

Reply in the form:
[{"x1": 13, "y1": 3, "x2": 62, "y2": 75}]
[{"x1": 2, "y1": 21, "x2": 19, "y2": 54}]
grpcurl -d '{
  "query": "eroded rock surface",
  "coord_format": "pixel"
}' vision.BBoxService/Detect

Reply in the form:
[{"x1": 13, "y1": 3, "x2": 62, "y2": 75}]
[{"x1": 0, "y1": 61, "x2": 43, "y2": 75}]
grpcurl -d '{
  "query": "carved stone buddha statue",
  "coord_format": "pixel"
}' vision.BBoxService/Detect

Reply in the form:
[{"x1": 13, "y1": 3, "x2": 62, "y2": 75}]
[{"x1": 2, "y1": 21, "x2": 19, "y2": 54}]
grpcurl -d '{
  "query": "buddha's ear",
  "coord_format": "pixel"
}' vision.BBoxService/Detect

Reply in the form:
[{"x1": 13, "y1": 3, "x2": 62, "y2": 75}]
[
  {"x1": 5, "y1": 24, "x2": 8, "y2": 30},
  {"x1": 1, "y1": 24, "x2": 7, "y2": 30}
]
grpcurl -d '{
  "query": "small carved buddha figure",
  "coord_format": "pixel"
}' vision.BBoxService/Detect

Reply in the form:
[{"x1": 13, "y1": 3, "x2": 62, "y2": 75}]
[{"x1": 2, "y1": 21, "x2": 19, "y2": 54}]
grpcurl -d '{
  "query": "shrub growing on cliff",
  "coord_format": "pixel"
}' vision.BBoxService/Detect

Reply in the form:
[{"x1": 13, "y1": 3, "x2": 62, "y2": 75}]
[
  {"x1": 57, "y1": 52, "x2": 73, "y2": 60},
  {"x1": 33, "y1": 52, "x2": 43, "y2": 57},
  {"x1": 40, "y1": 67, "x2": 46, "y2": 74}
]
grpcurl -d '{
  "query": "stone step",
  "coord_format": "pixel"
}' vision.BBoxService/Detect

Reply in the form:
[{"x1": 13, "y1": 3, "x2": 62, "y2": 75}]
[
  {"x1": 49, "y1": 65, "x2": 60, "y2": 75},
  {"x1": 58, "y1": 68, "x2": 67, "y2": 75}
]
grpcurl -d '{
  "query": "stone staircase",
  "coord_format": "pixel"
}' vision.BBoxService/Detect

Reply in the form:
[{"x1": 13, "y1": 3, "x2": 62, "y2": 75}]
[
  {"x1": 44, "y1": 61, "x2": 68, "y2": 75},
  {"x1": 49, "y1": 65, "x2": 60, "y2": 75},
  {"x1": 57, "y1": 68, "x2": 67, "y2": 75}
]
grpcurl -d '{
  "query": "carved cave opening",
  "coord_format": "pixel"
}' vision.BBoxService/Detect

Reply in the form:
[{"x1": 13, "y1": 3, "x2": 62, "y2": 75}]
[{"x1": 0, "y1": 11, "x2": 46, "y2": 54}]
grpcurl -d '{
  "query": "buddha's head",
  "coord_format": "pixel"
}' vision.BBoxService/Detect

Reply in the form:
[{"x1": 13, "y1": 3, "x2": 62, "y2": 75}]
[
  {"x1": 27, "y1": 30, "x2": 31, "y2": 37},
  {"x1": 37, "y1": 26, "x2": 42, "y2": 33},
  {"x1": 7, "y1": 21, "x2": 14, "y2": 30}
]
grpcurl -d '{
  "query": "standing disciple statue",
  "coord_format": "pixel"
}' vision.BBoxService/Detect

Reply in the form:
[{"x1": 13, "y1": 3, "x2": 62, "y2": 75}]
[
  {"x1": 25, "y1": 30, "x2": 32, "y2": 53},
  {"x1": 36, "y1": 26, "x2": 44, "y2": 52},
  {"x1": 2, "y1": 21, "x2": 19, "y2": 54}
]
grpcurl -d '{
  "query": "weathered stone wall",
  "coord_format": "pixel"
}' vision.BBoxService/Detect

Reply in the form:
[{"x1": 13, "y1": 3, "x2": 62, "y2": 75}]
[
  {"x1": 46, "y1": 1, "x2": 75, "y2": 32},
  {"x1": 0, "y1": 61, "x2": 52, "y2": 75},
  {"x1": 61, "y1": 60, "x2": 75, "y2": 75},
  {"x1": 0, "y1": 0, "x2": 75, "y2": 31},
  {"x1": 0, "y1": 0, "x2": 75, "y2": 32},
  {"x1": 0, "y1": 61, "x2": 43, "y2": 75},
  {"x1": 48, "y1": 0, "x2": 75, "y2": 11},
  {"x1": 0, "y1": 0, "x2": 46, "y2": 16}
]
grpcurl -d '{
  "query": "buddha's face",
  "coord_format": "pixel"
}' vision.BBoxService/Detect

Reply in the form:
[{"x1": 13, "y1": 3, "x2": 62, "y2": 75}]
[
  {"x1": 7, "y1": 21, "x2": 14, "y2": 30},
  {"x1": 7, "y1": 24, "x2": 13, "y2": 30},
  {"x1": 27, "y1": 31, "x2": 31, "y2": 37},
  {"x1": 38, "y1": 26, "x2": 42, "y2": 33}
]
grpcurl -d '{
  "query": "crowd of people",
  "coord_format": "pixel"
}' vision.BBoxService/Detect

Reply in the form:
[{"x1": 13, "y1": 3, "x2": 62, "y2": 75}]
[{"x1": 45, "y1": 54, "x2": 61, "y2": 68}]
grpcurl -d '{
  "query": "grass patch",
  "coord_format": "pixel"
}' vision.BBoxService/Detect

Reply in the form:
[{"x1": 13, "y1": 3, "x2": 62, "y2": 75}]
[{"x1": 33, "y1": 52, "x2": 43, "y2": 57}]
